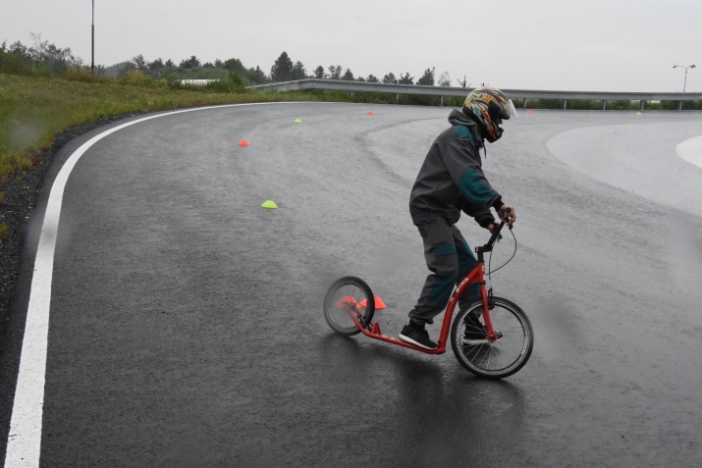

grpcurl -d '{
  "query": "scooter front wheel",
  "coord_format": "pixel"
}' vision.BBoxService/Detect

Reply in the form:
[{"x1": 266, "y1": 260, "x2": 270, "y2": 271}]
[
  {"x1": 323, "y1": 277, "x2": 375, "y2": 336},
  {"x1": 451, "y1": 297, "x2": 533, "y2": 378}
]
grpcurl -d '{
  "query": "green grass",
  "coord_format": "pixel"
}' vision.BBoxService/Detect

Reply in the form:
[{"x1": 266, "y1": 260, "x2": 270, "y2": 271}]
[{"x1": 0, "y1": 72, "x2": 319, "y2": 177}]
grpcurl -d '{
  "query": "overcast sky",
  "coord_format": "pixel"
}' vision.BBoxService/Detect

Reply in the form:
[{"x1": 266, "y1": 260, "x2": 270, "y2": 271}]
[{"x1": 2, "y1": 0, "x2": 700, "y2": 92}]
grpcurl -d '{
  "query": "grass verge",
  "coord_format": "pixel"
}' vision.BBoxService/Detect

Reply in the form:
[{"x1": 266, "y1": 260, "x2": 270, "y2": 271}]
[{"x1": 0, "y1": 73, "x2": 320, "y2": 177}]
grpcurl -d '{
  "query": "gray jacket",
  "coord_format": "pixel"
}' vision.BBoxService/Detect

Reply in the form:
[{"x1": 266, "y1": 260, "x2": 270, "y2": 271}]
[{"x1": 409, "y1": 109, "x2": 503, "y2": 227}]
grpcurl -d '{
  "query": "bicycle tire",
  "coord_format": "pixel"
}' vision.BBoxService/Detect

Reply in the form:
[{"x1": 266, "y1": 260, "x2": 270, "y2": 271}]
[
  {"x1": 451, "y1": 297, "x2": 533, "y2": 378},
  {"x1": 323, "y1": 277, "x2": 375, "y2": 336}
]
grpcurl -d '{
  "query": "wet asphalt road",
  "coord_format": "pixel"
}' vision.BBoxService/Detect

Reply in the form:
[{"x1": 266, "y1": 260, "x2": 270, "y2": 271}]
[{"x1": 2, "y1": 103, "x2": 702, "y2": 467}]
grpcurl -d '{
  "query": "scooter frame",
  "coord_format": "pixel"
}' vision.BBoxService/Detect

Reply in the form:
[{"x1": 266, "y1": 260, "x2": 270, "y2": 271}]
[{"x1": 338, "y1": 222, "x2": 508, "y2": 354}]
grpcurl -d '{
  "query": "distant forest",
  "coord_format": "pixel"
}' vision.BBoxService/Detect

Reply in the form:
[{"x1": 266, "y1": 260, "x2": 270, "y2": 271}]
[
  {"x1": 107, "y1": 50, "x2": 462, "y2": 88},
  {"x1": 0, "y1": 37, "x2": 463, "y2": 88}
]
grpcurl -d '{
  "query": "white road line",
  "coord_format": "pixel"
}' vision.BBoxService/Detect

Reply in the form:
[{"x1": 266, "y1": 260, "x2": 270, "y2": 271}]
[
  {"x1": 676, "y1": 135, "x2": 702, "y2": 170},
  {"x1": 3, "y1": 101, "x2": 311, "y2": 467}
]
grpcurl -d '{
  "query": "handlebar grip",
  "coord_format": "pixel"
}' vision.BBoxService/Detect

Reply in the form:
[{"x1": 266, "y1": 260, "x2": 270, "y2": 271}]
[{"x1": 501, "y1": 207, "x2": 513, "y2": 230}]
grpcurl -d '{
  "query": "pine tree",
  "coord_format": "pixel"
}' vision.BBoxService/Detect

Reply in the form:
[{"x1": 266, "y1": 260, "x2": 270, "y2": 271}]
[
  {"x1": 328, "y1": 65, "x2": 342, "y2": 79},
  {"x1": 270, "y1": 51, "x2": 294, "y2": 82},
  {"x1": 382, "y1": 72, "x2": 397, "y2": 84},
  {"x1": 291, "y1": 61, "x2": 306, "y2": 80},
  {"x1": 399, "y1": 72, "x2": 414, "y2": 84},
  {"x1": 417, "y1": 67, "x2": 435, "y2": 86},
  {"x1": 180, "y1": 55, "x2": 201, "y2": 69}
]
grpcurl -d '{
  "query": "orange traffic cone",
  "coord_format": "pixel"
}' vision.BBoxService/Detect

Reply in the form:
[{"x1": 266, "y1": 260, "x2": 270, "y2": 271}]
[{"x1": 359, "y1": 296, "x2": 386, "y2": 309}]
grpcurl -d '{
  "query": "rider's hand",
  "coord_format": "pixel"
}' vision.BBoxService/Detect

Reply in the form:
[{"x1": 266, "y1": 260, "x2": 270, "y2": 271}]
[
  {"x1": 487, "y1": 223, "x2": 496, "y2": 233},
  {"x1": 498, "y1": 205, "x2": 516, "y2": 226}
]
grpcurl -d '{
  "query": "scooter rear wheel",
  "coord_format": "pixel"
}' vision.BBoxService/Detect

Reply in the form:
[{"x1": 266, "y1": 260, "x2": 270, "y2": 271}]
[{"x1": 323, "y1": 277, "x2": 375, "y2": 336}]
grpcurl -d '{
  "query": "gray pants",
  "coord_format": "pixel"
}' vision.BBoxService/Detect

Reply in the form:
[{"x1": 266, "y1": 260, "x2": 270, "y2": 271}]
[{"x1": 409, "y1": 216, "x2": 480, "y2": 326}]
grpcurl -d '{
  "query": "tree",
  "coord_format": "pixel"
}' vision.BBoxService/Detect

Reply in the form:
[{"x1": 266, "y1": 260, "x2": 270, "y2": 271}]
[
  {"x1": 214, "y1": 59, "x2": 223, "y2": 68},
  {"x1": 356, "y1": 76, "x2": 366, "y2": 82},
  {"x1": 314, "y1": 65, "x2": 325, "y2": 79},
  {"x1": 328, "y1": 64, "x2": 342, "y2": 79},
  {"x1": 146, "y1": 58, "x2": 164, "y2": 77},
  {"x1": 223, "y1": 58, "x2": 245, "y2": 72},
  {"x1": 341, "y1": 69, "x2": 354, "y2": 81},
  {"x1": 180, "y1": 55, "x2": 201, "y2": 69},
  {"x1": 165, "y1": 59, "x2": 175, "y2": 68},
  {"x1": 291, "y1": 61, "x2": 306, "y2": 80},
  {"x1": 438, "y1": 71, "x2": 451, "y2": 87},
  {"x1": 8, "y1": 40, "x2": 30, "y2": 59},
  {"x1": 382, "y1": 72, "x2": 397, "y2": 84},
  {"x1": 29, "y1": 34, "x2": 76, "y2": 72},
  {"x1": 148, "y1": 58, "x2": 164, "y2": 71},
  {"x1": 271, "y1": 51, "x2": 293, "y2": 82},
  {"x1": 366, "y1": 74, "x2": 379, "y2": 83},
  {"x1": 1, "y1": 40, "x2": 32, "y2": 74},
  {"x1": 457, "y1": 75, "x2": 469, "y2": 88},
  {"x1": 417, "y1": 67, "x2": 435, "y2": 86},
  {"x1": 398, "y1": 72, "x2": 414, "y2": 84},
  {"x1": 245, "y1": 66, "x2": 268, "y2": 84},
  {"x1": 131, "y1": 54, "x2": 147, "y2": 70}
]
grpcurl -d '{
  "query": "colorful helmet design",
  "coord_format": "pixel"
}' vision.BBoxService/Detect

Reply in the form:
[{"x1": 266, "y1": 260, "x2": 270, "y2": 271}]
[{"x1": 463, "y1": 87, "x2": 518, "y2": 142}]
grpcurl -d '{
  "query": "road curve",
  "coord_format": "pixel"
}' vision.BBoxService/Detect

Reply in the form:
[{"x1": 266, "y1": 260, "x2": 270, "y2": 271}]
[{"x1": 2, "y1": 104, "x2": 702, "y2": 467}]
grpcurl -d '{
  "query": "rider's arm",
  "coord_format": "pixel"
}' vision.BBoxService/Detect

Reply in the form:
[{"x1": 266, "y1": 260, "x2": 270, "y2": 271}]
[
  {"x1": 462, "y1": 189, "x2": 516, "y2": 228},
  {"x1": 463, "y1": 204, "x2": 496, "y2": 230}
]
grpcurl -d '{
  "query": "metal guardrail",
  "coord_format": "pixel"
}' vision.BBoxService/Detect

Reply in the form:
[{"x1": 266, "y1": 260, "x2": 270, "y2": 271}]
[{"x1": 248, "y1": 78, "x2": 702, "y2": 110}]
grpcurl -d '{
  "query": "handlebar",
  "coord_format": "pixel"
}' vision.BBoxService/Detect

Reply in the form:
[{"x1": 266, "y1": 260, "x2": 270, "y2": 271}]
[
  {"x1": 485, "y1": 221, "x2": 506, "y2": 250},
  {"x1": 478, "y1": 208, "x2": 512, "y2": 256}
]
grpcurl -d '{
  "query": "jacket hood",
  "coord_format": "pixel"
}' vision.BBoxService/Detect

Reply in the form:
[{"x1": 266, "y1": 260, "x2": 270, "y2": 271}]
[{"x1": 448, "y1": 109, "x2": 484, "y2": 146}]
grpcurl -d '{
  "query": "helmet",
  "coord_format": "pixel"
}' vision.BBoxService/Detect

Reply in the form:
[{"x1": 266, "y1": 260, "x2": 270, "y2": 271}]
[{"x1": 463, "y1": 87, "x2": 518, "y2": 143}]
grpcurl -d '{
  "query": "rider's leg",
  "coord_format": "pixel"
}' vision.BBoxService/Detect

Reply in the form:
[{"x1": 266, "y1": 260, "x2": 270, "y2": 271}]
[
  {"x1": 408, "y1": 217, "x2": 459, "y2": 325},
  {"x1": 401, "y1": 216, "x2": 458, "y2": 349}
]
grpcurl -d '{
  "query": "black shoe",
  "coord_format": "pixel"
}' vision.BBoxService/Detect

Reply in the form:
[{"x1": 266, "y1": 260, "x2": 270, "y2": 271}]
[
  {"x1": 399, "y1": 322, "x2": 437, "y2": 350},
  {"x1": 463, "y1": 313, "x2": 503, "y2": 345}
]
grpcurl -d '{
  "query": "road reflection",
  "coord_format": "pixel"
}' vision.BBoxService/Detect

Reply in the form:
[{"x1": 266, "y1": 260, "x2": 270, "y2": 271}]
[{"x1": 318, "y1": 333, "x2": 527, "y2": 465}]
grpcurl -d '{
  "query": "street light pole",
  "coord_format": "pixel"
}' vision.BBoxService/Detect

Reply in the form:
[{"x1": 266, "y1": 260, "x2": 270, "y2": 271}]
[
  {"x1": 673, "y1": 64, "x2": 696, "y2": 92},
  {"x1": 91, "y1": 0, "x2": 95, "y2": 73}
]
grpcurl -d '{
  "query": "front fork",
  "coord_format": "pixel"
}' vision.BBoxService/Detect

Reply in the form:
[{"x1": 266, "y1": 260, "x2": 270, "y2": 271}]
[{"x1": 480, "y1": 282, "x2": 500, "y2": 343}]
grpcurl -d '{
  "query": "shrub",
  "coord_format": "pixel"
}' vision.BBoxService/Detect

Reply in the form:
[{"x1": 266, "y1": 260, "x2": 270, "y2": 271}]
[
  {"x1": 118, "y1": 70, "x2": 154, "y2": 87},
  {"x1": 608, "y1": 100, "x2": 636, "y2": 110},
  {"x1": 205, "y1": 71, "x2": 246, "y2": 93},
  {"x1": 568, "y1": 99, "x2": 600, "y2": 110}
]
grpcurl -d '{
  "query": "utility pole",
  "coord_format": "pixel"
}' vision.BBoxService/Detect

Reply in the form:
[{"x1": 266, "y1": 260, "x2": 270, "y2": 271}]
[{"x1": 91, "y1": 0, "x2": 95, "y2": 73}]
